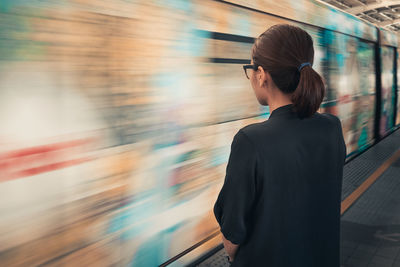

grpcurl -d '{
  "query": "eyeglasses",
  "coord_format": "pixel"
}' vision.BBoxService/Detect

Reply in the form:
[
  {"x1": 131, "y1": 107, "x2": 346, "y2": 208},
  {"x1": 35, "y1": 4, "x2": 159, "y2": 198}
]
[{"x1": 243, "y1": 64, "x2": 258, "y2": 79}]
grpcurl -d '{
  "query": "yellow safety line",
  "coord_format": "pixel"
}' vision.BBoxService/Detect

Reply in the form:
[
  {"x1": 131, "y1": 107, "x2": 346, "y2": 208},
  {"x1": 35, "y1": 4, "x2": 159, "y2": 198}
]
[{"x1": 341, "y1": 149, "x2": 400, "y2": 214}]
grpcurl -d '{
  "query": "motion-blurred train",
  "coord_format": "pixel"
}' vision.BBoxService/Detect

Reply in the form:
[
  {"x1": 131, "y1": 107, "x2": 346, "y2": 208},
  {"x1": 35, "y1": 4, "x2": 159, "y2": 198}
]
[{"x1": 0, "y1": 0, "x2": 399, "y2": 266}]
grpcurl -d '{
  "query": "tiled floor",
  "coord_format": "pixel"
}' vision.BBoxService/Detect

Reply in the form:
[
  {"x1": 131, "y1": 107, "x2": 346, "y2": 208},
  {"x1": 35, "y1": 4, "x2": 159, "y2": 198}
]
[{"x1": 340, "y1": 157, "x2": 400, "y2": 267}]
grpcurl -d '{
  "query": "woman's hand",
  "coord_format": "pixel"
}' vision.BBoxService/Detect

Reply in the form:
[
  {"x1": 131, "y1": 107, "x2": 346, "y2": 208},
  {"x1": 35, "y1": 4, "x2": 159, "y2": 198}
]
[{"x1": 222, "y1": 234, "x2": 239, "y2": 263}]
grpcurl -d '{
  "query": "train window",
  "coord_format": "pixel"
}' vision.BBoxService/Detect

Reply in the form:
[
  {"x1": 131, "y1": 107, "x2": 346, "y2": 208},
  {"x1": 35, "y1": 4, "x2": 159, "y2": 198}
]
[
  {"x1": 324, "y1": 31, "x2": 376, "y2": 156},
  {"x1": 380, "y1": 46, "x2": 396, "y2": 136}
]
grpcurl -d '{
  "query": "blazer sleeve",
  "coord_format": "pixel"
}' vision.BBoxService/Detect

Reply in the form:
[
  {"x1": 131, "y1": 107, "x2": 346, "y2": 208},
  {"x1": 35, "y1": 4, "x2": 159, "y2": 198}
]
[
  {"x1": 213, "y1": 130, "x2": 257, "y2": 245},
  {"x1": 334, "y1": 116, "x2": 347, "y2": 163}
]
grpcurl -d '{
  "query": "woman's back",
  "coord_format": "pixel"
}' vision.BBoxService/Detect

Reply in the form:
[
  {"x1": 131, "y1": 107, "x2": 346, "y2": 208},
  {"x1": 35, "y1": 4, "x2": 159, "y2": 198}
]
[{"x1": 214, "y1": 104, "x2": 346, "y2": 266}]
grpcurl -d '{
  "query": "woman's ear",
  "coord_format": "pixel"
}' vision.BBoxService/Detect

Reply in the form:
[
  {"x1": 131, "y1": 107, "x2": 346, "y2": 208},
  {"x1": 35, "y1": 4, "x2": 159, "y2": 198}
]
[{"x1": 257, "y1": 66, "x2": 267, "y2": 88}]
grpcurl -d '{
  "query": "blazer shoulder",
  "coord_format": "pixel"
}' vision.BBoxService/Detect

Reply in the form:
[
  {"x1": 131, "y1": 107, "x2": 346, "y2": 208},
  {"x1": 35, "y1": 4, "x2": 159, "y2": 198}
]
[
  {"x1": 319, "y1": 112, "x2": 342, "y2": 126},
  {"x1": 235, "y1": 122, "x2": 268, "y2": 143},
  {"x1": 239, "y1": 122, "x2": 266, "y2": 136},
  {"x1": 318, "y1": 113, "x2": 345, "y2": 139}
]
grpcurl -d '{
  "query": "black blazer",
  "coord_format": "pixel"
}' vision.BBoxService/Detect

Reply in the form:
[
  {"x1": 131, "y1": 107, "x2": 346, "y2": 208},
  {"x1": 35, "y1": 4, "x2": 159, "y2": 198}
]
[{"x1": 214, "y1": 104, "x2": 346, "y2": 267}]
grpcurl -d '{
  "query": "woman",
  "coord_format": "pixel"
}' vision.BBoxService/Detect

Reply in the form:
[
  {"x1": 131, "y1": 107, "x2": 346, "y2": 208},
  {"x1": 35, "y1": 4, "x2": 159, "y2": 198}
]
[{"x1": 213, "y1": 24, "x2": 346, "y2": 267}]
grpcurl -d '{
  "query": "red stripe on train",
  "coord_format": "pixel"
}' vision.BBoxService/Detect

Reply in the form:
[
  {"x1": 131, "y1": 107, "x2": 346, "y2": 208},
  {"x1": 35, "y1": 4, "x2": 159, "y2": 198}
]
[
  {"x1": 0, "y1": 139, "x2": 95, "y2": 182},
  {"x1": 0, "y1": 157, "x2": 91, "y2": 182},
  {"x1": 0, "y1": 139, "x2": 92, "y2": 160}
]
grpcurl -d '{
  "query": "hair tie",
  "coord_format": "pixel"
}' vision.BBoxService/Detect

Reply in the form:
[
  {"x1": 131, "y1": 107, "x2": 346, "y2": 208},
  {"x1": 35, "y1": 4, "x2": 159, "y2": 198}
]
[{"x1": 298, "y1": 62, "x2": 311, "y2": 71}]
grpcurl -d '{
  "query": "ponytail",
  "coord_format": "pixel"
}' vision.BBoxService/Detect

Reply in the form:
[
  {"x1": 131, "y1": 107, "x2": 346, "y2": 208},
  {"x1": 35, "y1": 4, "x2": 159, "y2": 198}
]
[{"x1": 291, "y1": 65, "x2": 325, "y2": 118}]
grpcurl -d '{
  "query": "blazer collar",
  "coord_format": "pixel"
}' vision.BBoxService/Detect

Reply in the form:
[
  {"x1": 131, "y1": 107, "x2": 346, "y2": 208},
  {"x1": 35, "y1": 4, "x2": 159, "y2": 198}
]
[{"x1": 269, "y1": 104, "x2": 295, "y2": 119}]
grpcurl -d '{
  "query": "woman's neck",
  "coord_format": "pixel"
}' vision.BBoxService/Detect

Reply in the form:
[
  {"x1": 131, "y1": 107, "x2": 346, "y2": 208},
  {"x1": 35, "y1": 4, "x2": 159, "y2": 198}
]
[{"x1": 268, "y1": 100, "x2": 293, "y2": 114}]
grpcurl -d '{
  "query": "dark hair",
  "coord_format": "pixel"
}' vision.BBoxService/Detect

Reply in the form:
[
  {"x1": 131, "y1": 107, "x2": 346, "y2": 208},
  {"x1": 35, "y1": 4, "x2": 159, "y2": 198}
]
[{"x1": 252, "y1": 24, "x2": 325, "y2": 118}]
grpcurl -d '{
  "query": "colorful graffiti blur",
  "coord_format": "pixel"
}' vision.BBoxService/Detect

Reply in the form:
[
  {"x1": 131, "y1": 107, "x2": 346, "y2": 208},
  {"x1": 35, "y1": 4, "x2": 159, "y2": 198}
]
[
  {"x1": 0, "y1": 0, "x2": 397, "y2": 266},
  {"x1": 324, "y1": 31, "x2": 376, "y2": 155},
  {"x1": 397, "y1": 53, "x2": 400, "y2": 126},
  {"x1": 380, "y1": 46, "x2": 396, "y2": 136}
]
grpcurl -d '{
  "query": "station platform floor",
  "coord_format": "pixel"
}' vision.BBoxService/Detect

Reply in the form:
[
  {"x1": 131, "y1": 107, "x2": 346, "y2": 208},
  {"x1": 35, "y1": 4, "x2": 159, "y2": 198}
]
[{"x1": 192, "y1": 129, "x2": 400, "y2": 267}]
